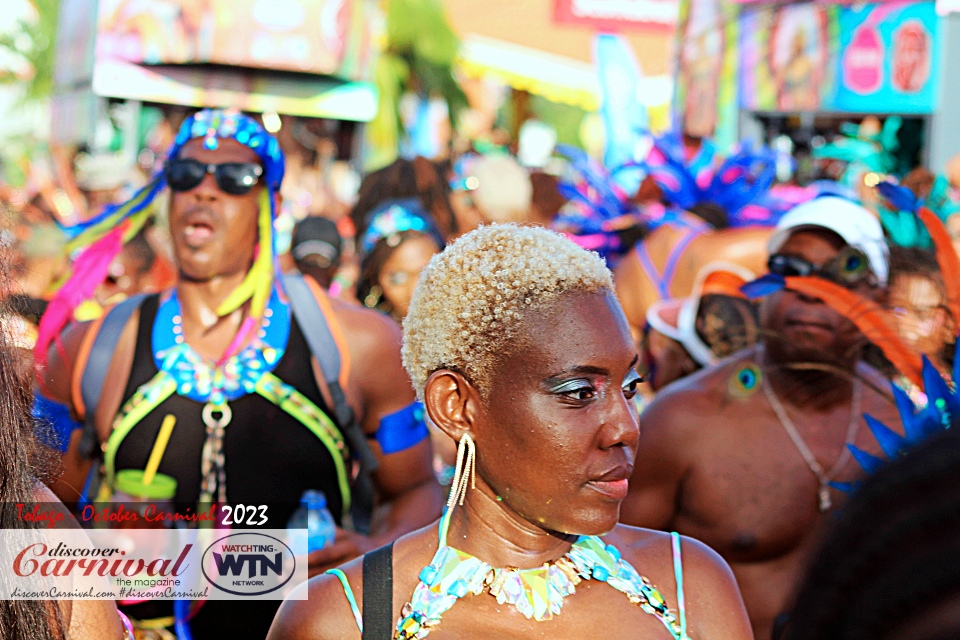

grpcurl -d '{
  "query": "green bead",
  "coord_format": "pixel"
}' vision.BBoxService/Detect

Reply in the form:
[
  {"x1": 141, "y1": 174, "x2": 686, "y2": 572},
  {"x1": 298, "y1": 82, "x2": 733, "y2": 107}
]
[{"x1": 397, "y1": 614, "x2": 422, "y2": 639}]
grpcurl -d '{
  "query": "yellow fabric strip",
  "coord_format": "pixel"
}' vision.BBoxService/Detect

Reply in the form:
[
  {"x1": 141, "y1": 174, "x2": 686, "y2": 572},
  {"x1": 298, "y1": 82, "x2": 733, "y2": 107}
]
[{"x1": 104, "y1": 372, "x2": 178, "y2": 489}]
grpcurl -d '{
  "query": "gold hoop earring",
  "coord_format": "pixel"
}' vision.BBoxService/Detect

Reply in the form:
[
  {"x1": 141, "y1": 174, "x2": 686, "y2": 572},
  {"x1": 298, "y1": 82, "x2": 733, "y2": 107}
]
[{"x1": 446, "y1": 433, "x2": 476, "y2": 511}]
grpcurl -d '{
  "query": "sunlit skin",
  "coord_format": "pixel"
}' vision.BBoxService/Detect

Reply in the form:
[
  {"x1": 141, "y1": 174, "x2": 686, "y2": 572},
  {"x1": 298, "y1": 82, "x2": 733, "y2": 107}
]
[
  {"x1": 169, "y1": 138, "x2": 261, "y2": 287},
  {"x1": 887, "y1": 273, "x2": 951, "y2": 374},
  {"x1": 379, "y1": 235, "x2": 442, "y2": 319},
  {"x1": 269, "y1": 291, "x2": 752, "y2": 640},
  {"x1": 622, "y1": 229, "x2": 902, "y2": 640}
]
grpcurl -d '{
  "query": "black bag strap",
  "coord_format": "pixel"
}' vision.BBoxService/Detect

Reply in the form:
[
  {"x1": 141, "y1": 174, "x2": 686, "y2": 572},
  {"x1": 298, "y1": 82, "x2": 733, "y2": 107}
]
[
  {"x1": 282, "y1": 273, "x2": 379, "y2": 533},
  {"x1": 78, "y1": 294, "x2": 149, "y2": 459},
  {"x1": 362, "y1": 542, "x2": 395, "y2": 640}
]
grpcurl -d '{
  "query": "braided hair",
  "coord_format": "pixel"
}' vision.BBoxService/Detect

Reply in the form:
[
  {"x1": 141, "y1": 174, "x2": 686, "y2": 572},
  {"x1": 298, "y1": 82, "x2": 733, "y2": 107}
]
[{"x1": 786, "y1": 428, "x2": 960, "y2": 640}]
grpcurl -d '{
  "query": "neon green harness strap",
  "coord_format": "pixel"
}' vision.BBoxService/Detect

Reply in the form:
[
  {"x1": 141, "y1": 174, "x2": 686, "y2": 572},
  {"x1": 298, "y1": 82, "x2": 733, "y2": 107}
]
[
  {"x1": 254, "y1": 372, "x2": 353, "y2": 518},
  {"x1": 104, "y1": 371, "x2": 178, "y2": 489},
  {"x1": 104, "y1": 371, "x2": 353, "y2": 519}
]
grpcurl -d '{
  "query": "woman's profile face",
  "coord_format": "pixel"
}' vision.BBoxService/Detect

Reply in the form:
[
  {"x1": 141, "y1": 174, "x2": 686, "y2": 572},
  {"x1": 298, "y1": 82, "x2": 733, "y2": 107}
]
[
  {"x1": 476, "y1": 290, "x2": 641, "y2": 536},
  {"x1": 379, "y1": 234, "x2": 442, "y2": 318}
]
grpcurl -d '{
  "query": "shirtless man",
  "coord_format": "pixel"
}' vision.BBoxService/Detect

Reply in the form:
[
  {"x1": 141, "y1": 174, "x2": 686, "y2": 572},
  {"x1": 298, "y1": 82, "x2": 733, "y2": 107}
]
[{"x1": 621, "y1": 197, "x2": 902, "y2": 639}]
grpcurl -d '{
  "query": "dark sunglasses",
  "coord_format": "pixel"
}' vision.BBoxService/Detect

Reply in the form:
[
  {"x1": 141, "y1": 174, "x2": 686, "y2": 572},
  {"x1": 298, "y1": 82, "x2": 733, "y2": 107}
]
[
  {"x1": 767, "y1": 247, "x2": 875, "y2": 288},
  {"x1": 165, "y1": 159, "x2": 263, "y2": 195}
]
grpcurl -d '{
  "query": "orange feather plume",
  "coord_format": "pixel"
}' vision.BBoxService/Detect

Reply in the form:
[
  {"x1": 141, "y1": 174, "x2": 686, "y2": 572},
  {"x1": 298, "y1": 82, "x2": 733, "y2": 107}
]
[
  {"x1": 784, "y1": 275, "x2": 923, "y2": 387},
  {"x1": 917, "y1": 206, "x2": 960, "y2": 328}
]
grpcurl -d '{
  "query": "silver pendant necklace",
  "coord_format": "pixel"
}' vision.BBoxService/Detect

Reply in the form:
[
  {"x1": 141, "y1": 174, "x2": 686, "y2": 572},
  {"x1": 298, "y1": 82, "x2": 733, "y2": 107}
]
[{"x1": 761, "y1": 372, "x2": 862, "y2": 512}]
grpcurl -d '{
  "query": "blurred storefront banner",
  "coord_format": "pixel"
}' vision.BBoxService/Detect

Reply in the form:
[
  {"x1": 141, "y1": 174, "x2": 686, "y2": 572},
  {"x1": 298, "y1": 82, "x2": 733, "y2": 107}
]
[
  {"x1": 673, "y1": 0, "x2": 740, "y2": 145},
  {"x1": 90, "y1": 0, "x2": 379, "y2": 120},
  {"x1": 554, "y1": 0, "x2": 680, "y2": 32},
  {"x1": 739, "y1": 0, "x2": 940, "y2": 114},
  {"x1": 446, "y1": 0, "x2": 677, "y2": 112}
]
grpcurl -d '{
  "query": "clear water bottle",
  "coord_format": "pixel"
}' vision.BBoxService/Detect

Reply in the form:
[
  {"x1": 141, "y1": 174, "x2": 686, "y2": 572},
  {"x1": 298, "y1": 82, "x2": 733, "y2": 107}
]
[{"x1": 287, "y1": 490, "x2": 336, "y2": 553}]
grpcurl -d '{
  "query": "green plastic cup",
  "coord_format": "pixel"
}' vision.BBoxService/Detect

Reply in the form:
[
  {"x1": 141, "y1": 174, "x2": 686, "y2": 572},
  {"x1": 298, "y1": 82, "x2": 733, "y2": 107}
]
[{"x1": 114, "y1": 470, "x2": 178, "y2": 501}]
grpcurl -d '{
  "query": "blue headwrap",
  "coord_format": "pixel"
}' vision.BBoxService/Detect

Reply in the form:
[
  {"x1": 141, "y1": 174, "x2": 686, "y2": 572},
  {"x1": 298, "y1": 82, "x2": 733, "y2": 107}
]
[
  {"x1": 360, "y1": 199, "x2": 445, "y2": 255},
  {"x1": 64, "y1": 108, "x2": 285, "y2": 242}
]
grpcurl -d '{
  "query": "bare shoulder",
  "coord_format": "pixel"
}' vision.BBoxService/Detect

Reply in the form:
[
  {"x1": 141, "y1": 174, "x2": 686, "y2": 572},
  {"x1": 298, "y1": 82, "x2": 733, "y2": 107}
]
[
  {"x1": 268, "y1": 560, "x2": 364, "y2": 640},
  {"x1": 269, "y1": 525, "x2": 440, "y2": 640},
  {"x1": 609, "y1": 525, "x2": 751, "y2": 639},
  {"x1": 328, "y1": 297, "x2": 402, "y2": 357},
  {"x1": 613, "y1": 246, "x2": 642, "y2": 284},
  {"x1": 40, "y1": 319, "x2": 94, "y2": 404},
  {"x1": 854, "y1": 359, "x2": 902, "y2": 428},
  {"x1": 608, "y1": 525, "x2": 733, "y2": 588}
]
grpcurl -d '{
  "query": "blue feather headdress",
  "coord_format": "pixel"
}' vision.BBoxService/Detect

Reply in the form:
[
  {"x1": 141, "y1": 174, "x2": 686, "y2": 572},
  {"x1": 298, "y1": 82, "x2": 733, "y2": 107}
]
[
  {"x1": 877, "y1": 175, "x2": 960, "y2": 248},
  {"x1": 645, "y1": 127, "x2": 791, "y2": 228},
  {"x1": 551, "y1": 144, "x2": 650, "y2": 265}
]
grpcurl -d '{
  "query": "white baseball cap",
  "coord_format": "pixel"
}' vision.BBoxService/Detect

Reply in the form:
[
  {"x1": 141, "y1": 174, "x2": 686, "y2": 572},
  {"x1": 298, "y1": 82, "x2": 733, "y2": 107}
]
[{"x1": 767, "y1": 196, "x2": 889, "y2": 285}]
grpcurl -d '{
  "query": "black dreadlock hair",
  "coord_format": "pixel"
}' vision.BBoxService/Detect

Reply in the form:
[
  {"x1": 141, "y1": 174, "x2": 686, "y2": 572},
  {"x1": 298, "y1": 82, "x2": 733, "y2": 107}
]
[
  {"x1": 350, "y1": 157, "x2": 456, "y2": 240},
  {"x1": 785, "y1": 428, "x2": 960, "y2": 640}
]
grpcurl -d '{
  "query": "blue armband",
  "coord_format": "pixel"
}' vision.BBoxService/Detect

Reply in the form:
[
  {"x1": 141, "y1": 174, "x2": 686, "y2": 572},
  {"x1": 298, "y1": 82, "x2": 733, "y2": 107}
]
[
  {"x1": 373, "y1": 401, "x2": 429, "y2": 454},
  {"x1": 33, "y1": 392, "x2": 83, "y2": 453}
]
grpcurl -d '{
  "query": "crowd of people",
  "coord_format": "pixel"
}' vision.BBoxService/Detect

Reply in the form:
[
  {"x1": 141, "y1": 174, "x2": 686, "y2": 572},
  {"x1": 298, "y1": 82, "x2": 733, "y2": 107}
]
[{"x1": 2, "y1": 106, "x2": 960, "y2": 640}]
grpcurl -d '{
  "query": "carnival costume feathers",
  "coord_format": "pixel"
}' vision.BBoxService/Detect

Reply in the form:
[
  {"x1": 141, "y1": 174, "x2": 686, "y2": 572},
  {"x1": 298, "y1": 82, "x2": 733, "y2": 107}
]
[
  {"x1": 812, "y1": 117, "x2": 901, "y2": 191},
  {"x1": 846, "y1": 356, "x2": 959, "y2": 481},
  {"x1": 551, "y1": 144, "x2": 649, "y2": 263},
  {"x1": 645, "y1": 127, "x2": 792, "y2": 228},
  {"x1": 878, "y1": 175, "x2": 960, "y2": 249},
  {"x1": 552, "y1": 129, "x2": 798, "y2": 265},
  {"x1": 877, "y1": 180, "x2": 960, "y2": 328},
  {"x1": 36, "y1": 109, "x2": 285, "y2": 376}
]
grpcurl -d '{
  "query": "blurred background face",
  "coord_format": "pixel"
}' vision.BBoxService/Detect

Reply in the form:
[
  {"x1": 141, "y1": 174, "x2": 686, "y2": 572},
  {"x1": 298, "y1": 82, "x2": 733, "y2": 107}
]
[
  {"x1": 378, "y1": 234, "x2": 441, "y2": 318},
  {"x1": 477, "y1": 291, "x2": 641, "y2": 536},
  {"x1": 887, "y1": 273, "x2": 951, "y2": 362},
  {"x1": 94, "y1": 245, "x2": 152, "y2": 305},
  {"x1": 168, "y1": 138, "x2": 262, "y2": 282}
]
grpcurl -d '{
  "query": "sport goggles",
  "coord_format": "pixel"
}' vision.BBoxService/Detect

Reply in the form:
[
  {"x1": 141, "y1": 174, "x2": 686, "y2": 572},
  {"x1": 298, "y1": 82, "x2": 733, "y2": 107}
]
[
  {"x1": 165, "y1": 159, "x2": 263, "y2": 195},
  {"x1": 767, "y1": 247, "x2": 874, "y2": 288}
]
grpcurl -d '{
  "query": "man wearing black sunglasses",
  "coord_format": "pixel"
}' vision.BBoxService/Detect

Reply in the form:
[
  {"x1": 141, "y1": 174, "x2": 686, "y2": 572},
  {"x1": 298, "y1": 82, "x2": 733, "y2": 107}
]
[
  {"x1": 622, "y1": 196, "x2": 902, "y2": 640},
  {"x1": 39, "y1": 110, "x2": 442, "y2": 639}
]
